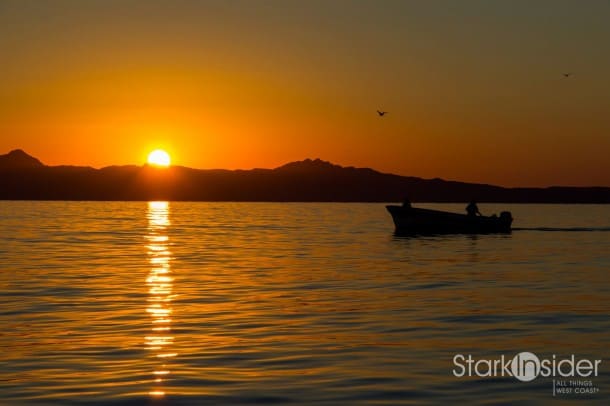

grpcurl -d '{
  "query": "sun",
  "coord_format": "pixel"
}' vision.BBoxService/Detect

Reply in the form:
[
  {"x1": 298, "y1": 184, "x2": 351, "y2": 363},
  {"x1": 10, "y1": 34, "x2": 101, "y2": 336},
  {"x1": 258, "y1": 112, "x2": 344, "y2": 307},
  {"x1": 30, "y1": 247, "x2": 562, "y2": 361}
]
[{"x1": 147, "y1": 149, "x2": 171, "y2": 167}]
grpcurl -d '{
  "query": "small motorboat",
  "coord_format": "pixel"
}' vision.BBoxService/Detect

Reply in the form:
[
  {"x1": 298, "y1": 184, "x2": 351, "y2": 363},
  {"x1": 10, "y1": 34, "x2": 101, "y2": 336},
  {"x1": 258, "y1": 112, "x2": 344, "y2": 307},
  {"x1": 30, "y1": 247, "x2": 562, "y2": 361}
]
[{"x1": 386, "y1": 205, "x2": 513, "y2": 235}]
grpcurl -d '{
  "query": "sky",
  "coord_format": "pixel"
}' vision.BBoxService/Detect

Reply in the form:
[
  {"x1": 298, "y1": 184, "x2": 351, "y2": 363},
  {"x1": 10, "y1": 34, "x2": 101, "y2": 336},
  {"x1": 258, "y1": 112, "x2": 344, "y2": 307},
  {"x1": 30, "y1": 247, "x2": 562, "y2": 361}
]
[{"x1": 1, "y1": 0, "x2": 609, "y2": 187}]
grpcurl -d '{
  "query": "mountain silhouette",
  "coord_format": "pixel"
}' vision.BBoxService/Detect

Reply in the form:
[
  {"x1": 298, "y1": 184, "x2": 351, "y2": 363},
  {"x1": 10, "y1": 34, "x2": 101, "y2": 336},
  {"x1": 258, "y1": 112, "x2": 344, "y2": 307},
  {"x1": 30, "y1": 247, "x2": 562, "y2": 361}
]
[
  {"x1": 0, "y1": 149, "x2": 44, "y2": 169},
  {"x1": 0, "y1": 150, "x2": 609, "y2": 202}
]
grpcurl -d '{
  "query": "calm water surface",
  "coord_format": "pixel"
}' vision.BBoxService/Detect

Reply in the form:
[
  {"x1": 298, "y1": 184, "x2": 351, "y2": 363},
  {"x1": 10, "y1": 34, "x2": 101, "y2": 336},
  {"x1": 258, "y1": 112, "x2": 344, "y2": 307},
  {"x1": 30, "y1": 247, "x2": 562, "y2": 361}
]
[{"x1": 0, "y1": 202, "x2": 609, "y2": 405}]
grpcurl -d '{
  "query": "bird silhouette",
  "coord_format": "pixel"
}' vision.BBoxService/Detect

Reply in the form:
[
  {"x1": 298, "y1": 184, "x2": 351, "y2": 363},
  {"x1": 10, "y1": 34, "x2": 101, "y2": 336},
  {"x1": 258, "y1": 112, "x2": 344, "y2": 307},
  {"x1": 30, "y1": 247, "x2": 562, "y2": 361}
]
[
  {"x1": 563, "y1": 73, "x2": 572, "y2": 78},
  {"x1": 377, "y1": 110, "x2": 387, "y2": 117}
]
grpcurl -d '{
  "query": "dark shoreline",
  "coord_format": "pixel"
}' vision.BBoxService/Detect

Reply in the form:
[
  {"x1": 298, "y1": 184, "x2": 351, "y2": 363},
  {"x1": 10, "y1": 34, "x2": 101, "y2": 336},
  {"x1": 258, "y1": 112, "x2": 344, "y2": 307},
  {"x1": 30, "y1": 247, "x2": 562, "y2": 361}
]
[{"x1": 2, "y1": 151, "x2": 609, "y2": 203}]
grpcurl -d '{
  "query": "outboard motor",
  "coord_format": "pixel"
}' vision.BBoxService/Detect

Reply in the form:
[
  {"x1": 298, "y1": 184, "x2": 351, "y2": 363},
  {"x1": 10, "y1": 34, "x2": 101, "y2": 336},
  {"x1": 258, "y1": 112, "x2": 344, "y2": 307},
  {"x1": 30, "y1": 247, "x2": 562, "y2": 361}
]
[{"x1": 499, "y1": 211, "x2": 513, "y2": 232}]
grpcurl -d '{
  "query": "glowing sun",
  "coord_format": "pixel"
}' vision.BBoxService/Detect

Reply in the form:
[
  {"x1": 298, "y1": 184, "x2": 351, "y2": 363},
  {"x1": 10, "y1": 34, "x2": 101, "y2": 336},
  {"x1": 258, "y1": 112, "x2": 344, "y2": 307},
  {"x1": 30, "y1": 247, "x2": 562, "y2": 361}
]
[{"x1": 147, "y1": 149, "x2": 171, "y2": 167}]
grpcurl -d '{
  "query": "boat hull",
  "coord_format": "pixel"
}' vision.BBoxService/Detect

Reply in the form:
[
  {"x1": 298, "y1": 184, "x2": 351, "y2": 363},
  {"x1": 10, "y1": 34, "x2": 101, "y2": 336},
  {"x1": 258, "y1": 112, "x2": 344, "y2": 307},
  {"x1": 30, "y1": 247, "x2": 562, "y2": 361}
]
[{"x1": 386, "y1": 205, "x2": 512, "y2": 235}]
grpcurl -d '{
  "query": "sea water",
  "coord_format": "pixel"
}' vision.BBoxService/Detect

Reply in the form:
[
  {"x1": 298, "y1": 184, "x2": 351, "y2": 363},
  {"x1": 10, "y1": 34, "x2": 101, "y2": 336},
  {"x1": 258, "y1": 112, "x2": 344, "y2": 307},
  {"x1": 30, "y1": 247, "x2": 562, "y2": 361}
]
[{"x1": 0, "y1": 202, "x2": 609, "y2": 405}]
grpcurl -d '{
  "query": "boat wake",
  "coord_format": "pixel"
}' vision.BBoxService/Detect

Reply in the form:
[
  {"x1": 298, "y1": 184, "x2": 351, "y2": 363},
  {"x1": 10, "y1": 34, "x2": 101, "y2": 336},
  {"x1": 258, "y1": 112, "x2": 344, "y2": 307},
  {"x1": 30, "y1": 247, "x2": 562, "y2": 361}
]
[{"x1": 513, "y1": 227, "x2": 610, "y2": 232}]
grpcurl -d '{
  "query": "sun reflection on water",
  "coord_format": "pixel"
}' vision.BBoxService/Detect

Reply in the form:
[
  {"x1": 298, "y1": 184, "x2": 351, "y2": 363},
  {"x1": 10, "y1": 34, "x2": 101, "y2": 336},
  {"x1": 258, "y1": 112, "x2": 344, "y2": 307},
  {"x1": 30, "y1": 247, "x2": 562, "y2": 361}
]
[{"x1": 145, "y1": 201, "x2": 175, "y2": 398}]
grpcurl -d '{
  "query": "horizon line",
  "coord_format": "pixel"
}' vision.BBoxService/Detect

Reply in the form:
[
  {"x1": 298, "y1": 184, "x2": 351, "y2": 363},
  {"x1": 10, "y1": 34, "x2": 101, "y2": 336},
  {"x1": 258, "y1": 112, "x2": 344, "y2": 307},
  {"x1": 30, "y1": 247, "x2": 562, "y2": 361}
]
[{"x1": 2, "y1": 148, "x2": 610, "y2": 189}]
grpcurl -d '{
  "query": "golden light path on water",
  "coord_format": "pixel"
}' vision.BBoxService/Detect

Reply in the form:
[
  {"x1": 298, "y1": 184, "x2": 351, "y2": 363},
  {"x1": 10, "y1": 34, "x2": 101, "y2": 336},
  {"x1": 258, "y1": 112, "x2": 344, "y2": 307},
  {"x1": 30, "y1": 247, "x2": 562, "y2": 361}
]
[{"x1": 145, "y1": 201, "x2": 175, "y2": 399}]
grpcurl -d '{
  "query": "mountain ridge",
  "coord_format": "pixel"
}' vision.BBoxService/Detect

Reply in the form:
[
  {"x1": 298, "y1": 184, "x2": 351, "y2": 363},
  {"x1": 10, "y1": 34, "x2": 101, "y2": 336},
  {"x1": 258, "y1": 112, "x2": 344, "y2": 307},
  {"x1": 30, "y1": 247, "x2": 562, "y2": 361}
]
[
  {"x1": 0, "y1": 149, "x2": 44, "y2": 169},
  {"x1": 0, "y1": 150, "x2": 609, "y2": 202}
]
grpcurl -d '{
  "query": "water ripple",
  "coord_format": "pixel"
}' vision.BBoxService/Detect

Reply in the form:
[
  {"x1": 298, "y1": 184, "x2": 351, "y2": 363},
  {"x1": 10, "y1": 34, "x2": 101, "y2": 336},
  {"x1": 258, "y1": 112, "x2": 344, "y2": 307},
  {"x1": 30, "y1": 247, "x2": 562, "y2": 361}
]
[{"x1": 0, "y1": 202, "x2": 609, "y2": 404}]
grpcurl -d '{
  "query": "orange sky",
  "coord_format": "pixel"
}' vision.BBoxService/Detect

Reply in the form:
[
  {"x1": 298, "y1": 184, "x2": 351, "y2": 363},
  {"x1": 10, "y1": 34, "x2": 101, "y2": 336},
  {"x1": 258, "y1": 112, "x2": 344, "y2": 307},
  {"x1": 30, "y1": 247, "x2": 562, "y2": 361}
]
[{"x1": 1, "y1": 1, "x2": 609, "y2": 186}]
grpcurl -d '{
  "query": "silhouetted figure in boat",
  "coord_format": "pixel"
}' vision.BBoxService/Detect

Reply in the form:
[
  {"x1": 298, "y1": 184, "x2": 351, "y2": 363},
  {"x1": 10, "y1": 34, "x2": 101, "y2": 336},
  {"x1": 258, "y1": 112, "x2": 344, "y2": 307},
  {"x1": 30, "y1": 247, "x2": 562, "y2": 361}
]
[
  {"x1": 377, "y1": 110, "x2": 387, "y2": 117},
  {"x1": 402, "y1": 196, "x2": 412, "y2": 209},
  {"x1": 466, "y1": 201, "x2": 482, "y2": 217}
]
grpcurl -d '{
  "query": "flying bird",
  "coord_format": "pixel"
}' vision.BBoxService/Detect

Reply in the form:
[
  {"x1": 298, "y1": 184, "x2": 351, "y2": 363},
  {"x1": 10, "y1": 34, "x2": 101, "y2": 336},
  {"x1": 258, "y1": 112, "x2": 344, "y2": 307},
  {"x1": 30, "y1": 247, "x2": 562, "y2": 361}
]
[
  {"x1": 377, "y1": 110, "x2": 387, "y2": 117},
  {"x1": 563, "y1": 73, "x2": 572, "y2": 78}
]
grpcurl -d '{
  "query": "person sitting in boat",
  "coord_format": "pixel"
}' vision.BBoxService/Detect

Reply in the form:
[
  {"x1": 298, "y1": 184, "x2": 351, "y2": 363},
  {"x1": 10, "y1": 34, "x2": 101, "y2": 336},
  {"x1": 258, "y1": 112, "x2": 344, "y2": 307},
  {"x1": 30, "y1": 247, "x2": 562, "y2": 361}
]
[{"x1": 466, "y1": 201, "x2": 481, "y2": 217}]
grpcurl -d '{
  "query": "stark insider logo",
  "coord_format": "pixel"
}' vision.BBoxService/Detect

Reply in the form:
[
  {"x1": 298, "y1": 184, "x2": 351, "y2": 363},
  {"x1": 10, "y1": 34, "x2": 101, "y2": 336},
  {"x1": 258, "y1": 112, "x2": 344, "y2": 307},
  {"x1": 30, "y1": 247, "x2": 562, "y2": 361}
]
[{"x1": 453, "y1": 352, "x2": 602, "y2": 382}]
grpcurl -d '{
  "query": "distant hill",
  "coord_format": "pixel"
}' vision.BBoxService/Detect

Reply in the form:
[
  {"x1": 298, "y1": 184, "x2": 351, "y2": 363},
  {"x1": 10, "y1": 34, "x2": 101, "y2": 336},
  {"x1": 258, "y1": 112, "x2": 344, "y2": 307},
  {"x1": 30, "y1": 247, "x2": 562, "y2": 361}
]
[
  {"x1": 0, "y1": 151, "x2": 609, "y2": 202},
  {"x1": 0, "y1": 149, "x2": 44, "y2": 169}
]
